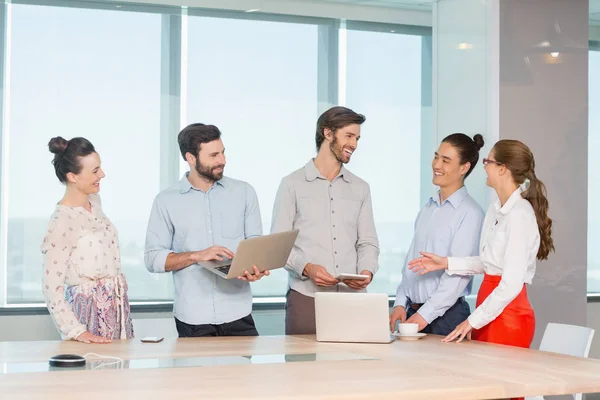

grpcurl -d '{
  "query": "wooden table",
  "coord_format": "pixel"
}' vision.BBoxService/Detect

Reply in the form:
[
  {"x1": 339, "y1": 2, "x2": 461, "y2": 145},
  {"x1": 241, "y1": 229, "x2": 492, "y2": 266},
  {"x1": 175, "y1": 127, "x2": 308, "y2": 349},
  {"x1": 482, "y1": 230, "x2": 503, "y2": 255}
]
[{"x1": 1, "y1": 334, "x2": 600, "y2": 399}]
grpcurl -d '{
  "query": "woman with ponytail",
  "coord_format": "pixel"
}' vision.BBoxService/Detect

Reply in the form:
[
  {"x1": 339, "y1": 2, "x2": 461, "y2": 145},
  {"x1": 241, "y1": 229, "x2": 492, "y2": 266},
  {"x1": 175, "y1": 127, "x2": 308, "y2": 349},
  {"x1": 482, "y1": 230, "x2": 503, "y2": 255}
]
[{"x1": 408, "y1": 139, "x2": 554, "y2": 356}]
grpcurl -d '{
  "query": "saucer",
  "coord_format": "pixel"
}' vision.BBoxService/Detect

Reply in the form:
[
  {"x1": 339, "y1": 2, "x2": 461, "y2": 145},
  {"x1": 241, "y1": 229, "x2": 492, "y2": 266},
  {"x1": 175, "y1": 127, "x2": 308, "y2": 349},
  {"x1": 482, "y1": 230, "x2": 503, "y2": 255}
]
[{"x1": 392, "y1": 332, "x2": 427, "y2": 341}]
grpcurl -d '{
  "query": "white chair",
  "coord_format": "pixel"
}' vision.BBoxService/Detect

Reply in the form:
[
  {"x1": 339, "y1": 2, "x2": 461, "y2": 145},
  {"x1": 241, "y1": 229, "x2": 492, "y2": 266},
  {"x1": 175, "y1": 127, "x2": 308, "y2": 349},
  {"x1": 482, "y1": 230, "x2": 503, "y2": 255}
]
[{"x1": 526, "y1": 323, "x2": 595, "y2": 400}]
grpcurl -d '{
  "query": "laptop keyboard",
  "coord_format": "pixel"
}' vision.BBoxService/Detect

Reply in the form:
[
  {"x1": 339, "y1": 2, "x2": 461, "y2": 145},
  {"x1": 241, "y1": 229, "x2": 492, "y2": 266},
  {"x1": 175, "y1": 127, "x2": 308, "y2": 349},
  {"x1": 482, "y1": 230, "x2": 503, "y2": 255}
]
[{"x1": 216, "y1": 265, "x2": 232, "y2": 275}]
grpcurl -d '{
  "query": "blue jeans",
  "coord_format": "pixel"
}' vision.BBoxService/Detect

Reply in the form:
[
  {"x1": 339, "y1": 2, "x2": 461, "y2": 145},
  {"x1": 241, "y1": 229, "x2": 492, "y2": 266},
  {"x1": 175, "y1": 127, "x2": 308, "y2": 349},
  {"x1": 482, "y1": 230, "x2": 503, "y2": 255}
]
[{"x1": 406, "y1": 297, "x2": 470, "y2": 336}]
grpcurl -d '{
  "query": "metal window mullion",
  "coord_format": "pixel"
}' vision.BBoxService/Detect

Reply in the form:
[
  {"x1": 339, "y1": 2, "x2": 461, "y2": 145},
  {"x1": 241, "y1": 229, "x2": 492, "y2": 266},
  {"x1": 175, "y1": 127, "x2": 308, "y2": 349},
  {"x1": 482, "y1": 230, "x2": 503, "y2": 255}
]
[
  {"x1": 0, "y1": 2, "x2": 11, "y2": 307},
  {"x1": 159, "y1": 12, "x2": 182, "y2": 190},
  {"x1": 420, "y1": 35, "x2": 433, "y2": 206},
  {"x1": 337, "y1": 19, "x2": 347, "y2": 107},
  {"x1": 317, "y1": 21, "x2": 339, "y2": 115}
]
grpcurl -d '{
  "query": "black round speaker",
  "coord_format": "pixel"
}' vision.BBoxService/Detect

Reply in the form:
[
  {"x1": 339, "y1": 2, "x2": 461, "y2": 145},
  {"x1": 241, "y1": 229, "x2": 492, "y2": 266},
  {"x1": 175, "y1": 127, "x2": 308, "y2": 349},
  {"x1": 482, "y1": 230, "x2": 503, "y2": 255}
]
[{"x1": 49, "y1": 354, "x2": 86, "y2": 368}]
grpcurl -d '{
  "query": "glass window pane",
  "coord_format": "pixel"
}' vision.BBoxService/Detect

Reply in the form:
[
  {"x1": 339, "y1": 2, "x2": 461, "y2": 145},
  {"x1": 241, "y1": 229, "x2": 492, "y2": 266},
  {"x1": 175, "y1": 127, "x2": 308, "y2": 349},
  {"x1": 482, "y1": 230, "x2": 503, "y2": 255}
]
[
  {"x1": 186, "y1": 16, "x2": 319, "y2": 296},
  {"x1": 588, "y1": 49, "x2": 600, "y2": 292},
  {"x1": 345, "y1": 30, "x2": 424, "y2": 295},
  {"x1": 6, "y1": 4, "x2": 168, "y2": 302}
]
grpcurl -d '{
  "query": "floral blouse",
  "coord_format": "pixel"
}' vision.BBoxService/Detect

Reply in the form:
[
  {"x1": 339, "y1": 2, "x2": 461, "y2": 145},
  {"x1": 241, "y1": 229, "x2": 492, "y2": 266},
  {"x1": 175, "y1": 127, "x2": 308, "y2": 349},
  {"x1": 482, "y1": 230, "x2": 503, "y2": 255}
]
[{"x1": 41, "y1": 194, "x2": 133, "y2": 340}]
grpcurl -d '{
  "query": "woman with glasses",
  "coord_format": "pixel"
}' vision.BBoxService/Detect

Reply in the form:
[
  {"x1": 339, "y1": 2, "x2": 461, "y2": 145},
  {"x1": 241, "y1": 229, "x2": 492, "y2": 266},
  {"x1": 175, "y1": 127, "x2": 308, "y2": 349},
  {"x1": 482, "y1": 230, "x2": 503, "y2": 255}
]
[
  {"x1": 41, "y1": 136, "x2": 134, "y2": 343},
  {"x1": 408, "y1": 140, "x2": 554, "y2": 354},
  {"x1": 389, "y1": 133, "x2": 485, "y2": 335}
]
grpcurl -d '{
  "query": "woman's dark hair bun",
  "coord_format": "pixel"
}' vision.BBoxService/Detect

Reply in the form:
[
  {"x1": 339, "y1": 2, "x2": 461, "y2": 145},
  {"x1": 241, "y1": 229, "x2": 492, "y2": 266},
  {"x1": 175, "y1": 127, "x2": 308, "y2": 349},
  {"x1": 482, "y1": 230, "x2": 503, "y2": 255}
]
[
  {"x1": 48, "y1": 137, "x2": 96, "y2": 184},
  {"x1": 48, "y1": 136, "x2": 69, "y2": 155},
  {"x1": 473, "y1": 134, "x2": 485, "y2": 151}
]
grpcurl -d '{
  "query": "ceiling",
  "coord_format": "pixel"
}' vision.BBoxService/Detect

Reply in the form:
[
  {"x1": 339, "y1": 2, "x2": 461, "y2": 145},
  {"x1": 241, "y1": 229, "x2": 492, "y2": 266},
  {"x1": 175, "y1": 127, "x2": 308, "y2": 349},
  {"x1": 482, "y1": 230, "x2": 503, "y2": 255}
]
[
  {"x1": 311, "y1": 0, "x2": 600, "y2": 22},
  {"x1": 306, "y1": 0, "x2": 435, "y2": 11}
]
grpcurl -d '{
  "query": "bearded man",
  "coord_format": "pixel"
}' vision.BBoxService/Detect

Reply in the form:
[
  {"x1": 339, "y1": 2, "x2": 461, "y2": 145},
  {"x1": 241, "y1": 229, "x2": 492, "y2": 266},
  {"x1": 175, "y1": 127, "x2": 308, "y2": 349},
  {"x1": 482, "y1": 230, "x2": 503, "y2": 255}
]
[
  {"x1": 145, "y1": 123, "x2": 268, "y2": 338},
  {"x1": 270, "y1": 106, "x2": 380, "y2": 335}
]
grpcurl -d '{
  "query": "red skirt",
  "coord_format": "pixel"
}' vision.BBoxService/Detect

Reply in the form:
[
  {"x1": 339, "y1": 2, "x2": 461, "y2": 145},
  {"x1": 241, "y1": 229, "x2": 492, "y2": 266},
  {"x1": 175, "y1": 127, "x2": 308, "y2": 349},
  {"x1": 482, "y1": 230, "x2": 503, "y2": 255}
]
[
  {"x1": 472, "y1": 274, "x2": 535, "y2": 400},
  {"x1": 472, "y1": 274, "x2": 535, "y2": 348}
]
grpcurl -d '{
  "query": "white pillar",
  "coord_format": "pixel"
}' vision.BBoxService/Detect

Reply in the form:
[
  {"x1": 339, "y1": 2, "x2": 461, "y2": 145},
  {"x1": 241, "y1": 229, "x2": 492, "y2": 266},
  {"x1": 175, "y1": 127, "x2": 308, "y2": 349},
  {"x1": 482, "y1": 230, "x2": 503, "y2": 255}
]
[{"x1": 432, "y1": 0, "x2": 495, "y2": 208}]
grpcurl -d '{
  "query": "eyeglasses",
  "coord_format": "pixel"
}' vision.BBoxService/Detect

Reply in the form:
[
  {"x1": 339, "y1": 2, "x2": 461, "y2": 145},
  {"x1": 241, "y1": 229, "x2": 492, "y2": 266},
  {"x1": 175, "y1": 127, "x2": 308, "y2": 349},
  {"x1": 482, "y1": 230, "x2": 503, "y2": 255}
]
[{"x1": 482, "y1": 158, "x2": 503, "y2": 166}]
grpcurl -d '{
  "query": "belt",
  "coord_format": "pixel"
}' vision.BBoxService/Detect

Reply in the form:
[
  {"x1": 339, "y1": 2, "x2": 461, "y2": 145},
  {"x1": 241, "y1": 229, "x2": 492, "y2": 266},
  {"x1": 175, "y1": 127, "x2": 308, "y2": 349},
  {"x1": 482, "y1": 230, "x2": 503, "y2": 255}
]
[{"x1": 408, "y1": 296, "x2": 465, "y2": 311}]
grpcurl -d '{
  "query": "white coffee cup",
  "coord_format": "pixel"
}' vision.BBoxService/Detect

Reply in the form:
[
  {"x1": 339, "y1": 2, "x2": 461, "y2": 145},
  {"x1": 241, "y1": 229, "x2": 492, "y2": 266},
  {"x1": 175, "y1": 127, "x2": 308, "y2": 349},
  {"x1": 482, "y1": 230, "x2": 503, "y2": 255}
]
[{"x1": 398, "y1": 323, "x2": 419, "y2": 335}]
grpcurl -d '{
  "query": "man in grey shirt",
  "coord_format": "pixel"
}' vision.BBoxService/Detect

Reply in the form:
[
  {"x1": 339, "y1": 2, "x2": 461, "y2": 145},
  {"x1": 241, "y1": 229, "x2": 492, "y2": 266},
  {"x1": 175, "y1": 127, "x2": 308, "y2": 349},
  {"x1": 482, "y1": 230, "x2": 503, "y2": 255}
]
[
  {"x1": 271, "y1": 106, "x2": 380, "y2": 335},
  {"x1": 144, "y1": 123, "x2": 268, "y2": 337}
]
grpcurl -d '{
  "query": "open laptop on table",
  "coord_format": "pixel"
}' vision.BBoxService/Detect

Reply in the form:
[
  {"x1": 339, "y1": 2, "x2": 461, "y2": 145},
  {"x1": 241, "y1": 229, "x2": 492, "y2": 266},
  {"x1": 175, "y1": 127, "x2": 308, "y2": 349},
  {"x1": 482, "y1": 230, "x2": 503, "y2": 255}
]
[
  {"x1": 198, "y1": 230, "x2": 299, "y2": 279},
  {"x1": 315, "y1": 292, "x2": 395, "y2": 343}
]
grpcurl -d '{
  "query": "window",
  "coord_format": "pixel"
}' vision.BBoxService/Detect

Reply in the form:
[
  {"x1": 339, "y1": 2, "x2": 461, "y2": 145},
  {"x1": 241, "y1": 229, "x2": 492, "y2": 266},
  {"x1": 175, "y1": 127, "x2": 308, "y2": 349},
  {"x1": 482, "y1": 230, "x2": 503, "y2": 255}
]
[
  {"x1": 344, "y1": 28, "x2": 425, "y2": 295},
  {"x1": 0, "y1": 1, "x2": 432, "y2": 306},
  {"x1": 588, "y1": 47, "x2": 600, "y2": 293},
  {"x1": 5, "y1": 3, "x2": 167, "y2": 303},
  {"x1": 185, "y1": 15, "x2": 320, "y2": 296}
]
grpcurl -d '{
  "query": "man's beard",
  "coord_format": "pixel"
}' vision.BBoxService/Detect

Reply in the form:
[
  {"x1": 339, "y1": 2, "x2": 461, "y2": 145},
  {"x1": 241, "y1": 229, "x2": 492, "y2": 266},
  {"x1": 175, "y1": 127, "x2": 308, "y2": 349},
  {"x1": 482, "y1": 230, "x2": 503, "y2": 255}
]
[
  {"x1": 330, "y1": 135, "x2": 350, "y2": 164},
  {"x1": 195, "y1": 158, "x2": 224, "y2": 181}
]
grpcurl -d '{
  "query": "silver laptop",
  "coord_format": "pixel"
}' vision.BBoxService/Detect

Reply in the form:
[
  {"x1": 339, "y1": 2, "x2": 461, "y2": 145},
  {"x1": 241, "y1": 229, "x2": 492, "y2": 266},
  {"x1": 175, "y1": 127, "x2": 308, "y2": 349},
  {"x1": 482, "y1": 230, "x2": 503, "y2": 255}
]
[
  {"x1": 199, "y1": 230, "x2": 299, "y2": 279},
  {"x1": 315, "y1": 292, "x2": 395, "y2": 343}
]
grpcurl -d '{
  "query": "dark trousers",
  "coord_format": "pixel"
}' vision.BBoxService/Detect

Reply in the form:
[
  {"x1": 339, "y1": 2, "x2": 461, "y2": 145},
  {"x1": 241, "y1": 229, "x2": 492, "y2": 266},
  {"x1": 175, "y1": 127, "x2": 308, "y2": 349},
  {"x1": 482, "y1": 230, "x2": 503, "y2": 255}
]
[
  {"x1": 406, "y1": 297, "x2": 470, "y2": 336},
  {"x1": 175, "y1": 314, "x2": 259, "y2": 337},
  {"x1": 285, "y1": 289, "x2": 316, "y2": 335}
]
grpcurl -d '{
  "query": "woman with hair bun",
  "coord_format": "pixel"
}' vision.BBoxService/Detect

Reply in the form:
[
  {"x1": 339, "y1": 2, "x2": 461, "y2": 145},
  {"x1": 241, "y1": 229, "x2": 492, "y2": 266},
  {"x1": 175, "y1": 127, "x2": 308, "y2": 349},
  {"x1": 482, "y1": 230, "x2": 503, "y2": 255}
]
[
  {"x1": 390, "y1": 133, "x2": 486, "y2": 336},
  {"x1": 41, "y1": 136, "x2": 134, "y2": 343}
]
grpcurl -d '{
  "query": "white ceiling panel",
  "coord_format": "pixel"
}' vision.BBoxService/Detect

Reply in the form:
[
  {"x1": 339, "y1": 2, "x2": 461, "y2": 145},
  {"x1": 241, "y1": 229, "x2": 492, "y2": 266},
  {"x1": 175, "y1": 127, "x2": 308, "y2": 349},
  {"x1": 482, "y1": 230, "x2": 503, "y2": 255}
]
[
  {"x1": 308, "y1": 0, "x2": 600, "y2": 21},
  {"x1": 301, "y1": 0, "x2": 435, "y2": 11}
]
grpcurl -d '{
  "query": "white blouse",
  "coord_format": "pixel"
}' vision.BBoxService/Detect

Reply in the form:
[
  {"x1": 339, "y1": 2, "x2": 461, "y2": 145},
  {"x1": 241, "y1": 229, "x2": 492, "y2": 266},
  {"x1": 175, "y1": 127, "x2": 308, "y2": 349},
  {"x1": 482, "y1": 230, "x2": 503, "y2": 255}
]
[
  {"x1": 41, "y1": 194, "x2": 123, "y2": 339},
  {"x1": 446, "y1": 187, "x2": 540, "y2": 330}
]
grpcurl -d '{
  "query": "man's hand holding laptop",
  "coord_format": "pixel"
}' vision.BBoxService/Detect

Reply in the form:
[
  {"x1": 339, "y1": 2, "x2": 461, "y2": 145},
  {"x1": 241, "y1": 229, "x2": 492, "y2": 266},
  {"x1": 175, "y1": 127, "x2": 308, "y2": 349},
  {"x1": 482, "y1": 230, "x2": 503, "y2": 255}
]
[
  {"x1": 190, "y1": 245, "x2": 269, "y2": 282},
  {"x1": 237, "y1": 265, "x2": 270, "y2": 282}
]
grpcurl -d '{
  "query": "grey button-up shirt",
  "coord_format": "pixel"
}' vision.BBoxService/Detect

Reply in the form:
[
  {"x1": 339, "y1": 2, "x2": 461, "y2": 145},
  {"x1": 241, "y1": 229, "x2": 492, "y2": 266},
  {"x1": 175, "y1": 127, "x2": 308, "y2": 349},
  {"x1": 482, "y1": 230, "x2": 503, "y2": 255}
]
[
  {"x1": 271, "y1": 159, "x2": 379, "y2": 297},
  {"x1": 144, "y1": 173, "x2": 262, "y2": 325}
]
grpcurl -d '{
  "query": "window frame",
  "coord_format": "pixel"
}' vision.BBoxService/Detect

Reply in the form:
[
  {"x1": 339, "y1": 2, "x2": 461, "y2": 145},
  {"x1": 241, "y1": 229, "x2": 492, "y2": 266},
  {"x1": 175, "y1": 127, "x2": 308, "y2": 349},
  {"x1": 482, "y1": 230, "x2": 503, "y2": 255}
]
[
  {"x1": 0, "y1": 0, "x2": 433, "y2": 312},
  {"x1": 588, "y1": 42, "x2": 599, "y2": 296}
]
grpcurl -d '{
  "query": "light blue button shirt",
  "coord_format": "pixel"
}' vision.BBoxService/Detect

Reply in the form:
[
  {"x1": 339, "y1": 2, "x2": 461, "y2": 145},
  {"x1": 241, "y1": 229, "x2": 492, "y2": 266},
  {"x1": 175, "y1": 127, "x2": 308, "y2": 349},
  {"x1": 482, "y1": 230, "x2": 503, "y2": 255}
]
[
  {"x1": 144, "y1": 173, "x2": 262, "y2": 325},
  {"x1": 394, "y1": 186, "x2": 484, "y2": 324}
]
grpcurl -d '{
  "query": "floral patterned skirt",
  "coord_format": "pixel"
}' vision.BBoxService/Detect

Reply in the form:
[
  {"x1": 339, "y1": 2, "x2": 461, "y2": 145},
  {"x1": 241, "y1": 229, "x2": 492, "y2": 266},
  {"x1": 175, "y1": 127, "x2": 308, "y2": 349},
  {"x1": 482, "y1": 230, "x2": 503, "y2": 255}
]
[{"x1": 65, "y1": 273, "x2": 134, "y2": 340}]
